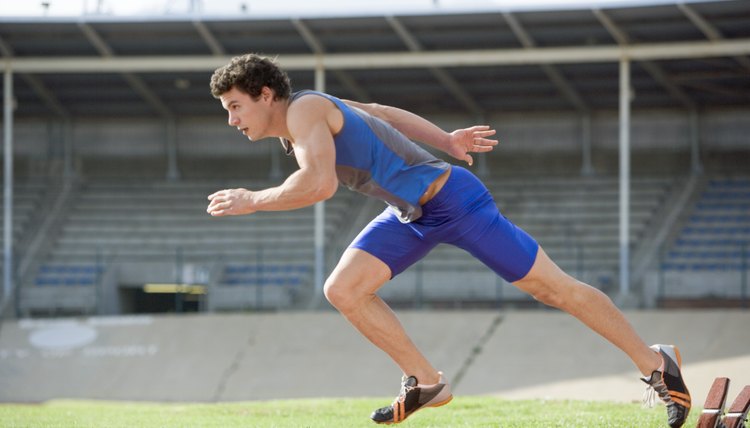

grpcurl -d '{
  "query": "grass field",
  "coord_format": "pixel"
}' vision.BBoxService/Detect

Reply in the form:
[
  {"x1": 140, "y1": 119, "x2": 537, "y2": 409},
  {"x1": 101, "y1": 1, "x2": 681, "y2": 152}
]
[{"x1": 0, "y1": 396, "x2": 700, "y2": 427}]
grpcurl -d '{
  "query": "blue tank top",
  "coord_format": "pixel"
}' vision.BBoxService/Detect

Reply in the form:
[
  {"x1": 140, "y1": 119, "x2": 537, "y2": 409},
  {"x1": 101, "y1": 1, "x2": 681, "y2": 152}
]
[{"x1": 281, "y1": 90, "x2": 449, "y2": 223}]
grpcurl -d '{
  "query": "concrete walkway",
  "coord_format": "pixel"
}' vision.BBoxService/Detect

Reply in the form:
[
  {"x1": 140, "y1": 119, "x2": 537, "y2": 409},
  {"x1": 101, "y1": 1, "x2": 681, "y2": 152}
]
[
  {"x1": 463, "y1": 310, "x2": 750, "y2": 407},
  {"x1": 0, "y1": 310, "x2": 748, "y2": 405}
]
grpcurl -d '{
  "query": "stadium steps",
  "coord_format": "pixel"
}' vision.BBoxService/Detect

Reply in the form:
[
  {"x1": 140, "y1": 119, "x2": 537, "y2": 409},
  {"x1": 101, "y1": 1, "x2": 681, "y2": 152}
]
[
  {"x1": 0, "y1": 180, "x2": 63, "y2": 317},
  {"x1": 380, "y1": 174, "x2": 677, "y2": 307},
  {"x1": 0, "y1": 180, "x2": 50, "y2": 252},
  {"x1": 18, "y1": 178, "x2": 359, "y2": 315},
  {"x1": 655, "y1": 176, "x2": 750, "y2": 305}
]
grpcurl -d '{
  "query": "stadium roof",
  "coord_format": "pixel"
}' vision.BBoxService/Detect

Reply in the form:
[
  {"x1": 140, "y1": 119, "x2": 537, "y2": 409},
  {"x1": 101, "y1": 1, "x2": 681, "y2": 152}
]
[{"x1": 1, "y1": 0, "x2": 749, "y2": 118}]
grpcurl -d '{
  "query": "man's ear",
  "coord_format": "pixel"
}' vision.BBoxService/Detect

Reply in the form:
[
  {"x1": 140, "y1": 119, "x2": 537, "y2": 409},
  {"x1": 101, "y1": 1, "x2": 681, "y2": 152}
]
[{"x1": 261, "y1": 86, "x2": 274, "y2": 102}]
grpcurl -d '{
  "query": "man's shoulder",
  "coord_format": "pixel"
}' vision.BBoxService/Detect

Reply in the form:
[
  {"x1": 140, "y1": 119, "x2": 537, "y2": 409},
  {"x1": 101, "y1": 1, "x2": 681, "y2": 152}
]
[
  {"x1": 290, "y1": 90, "x2": 338, "y2": 105},
  {"x1": 288, "y1": 91, "x2": 336, "y2": 115},
  {"x1": 289, "y1": 90, "x2": 334, "y2": 108},
  {"x1": 286, "y1": 91, "x2": 344, "y2": 136}
]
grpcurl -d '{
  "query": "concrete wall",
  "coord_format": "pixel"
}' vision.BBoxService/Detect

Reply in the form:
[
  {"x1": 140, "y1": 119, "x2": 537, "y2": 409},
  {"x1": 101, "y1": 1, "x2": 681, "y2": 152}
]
[{"x1": 1, "y1": 310, "x2": 748, "y2": 405}]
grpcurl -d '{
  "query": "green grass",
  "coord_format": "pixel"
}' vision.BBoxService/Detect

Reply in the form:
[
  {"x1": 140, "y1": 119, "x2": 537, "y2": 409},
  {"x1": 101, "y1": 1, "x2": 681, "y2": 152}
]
[{"x1": 0, "y1": 397, "x2": 699, "y2": 428}]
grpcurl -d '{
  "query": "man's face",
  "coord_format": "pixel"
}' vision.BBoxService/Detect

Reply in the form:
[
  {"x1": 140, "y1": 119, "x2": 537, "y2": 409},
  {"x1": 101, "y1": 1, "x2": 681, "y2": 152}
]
[{"x1": 219, "y1": 86, "x2": 272, "y2": 142}]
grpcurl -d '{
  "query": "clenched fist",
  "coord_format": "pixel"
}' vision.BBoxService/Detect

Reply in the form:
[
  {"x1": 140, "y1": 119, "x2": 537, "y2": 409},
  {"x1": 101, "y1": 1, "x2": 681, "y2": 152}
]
[{"x1": 207, "y1": 188, "x2": 256, "y2": 216}]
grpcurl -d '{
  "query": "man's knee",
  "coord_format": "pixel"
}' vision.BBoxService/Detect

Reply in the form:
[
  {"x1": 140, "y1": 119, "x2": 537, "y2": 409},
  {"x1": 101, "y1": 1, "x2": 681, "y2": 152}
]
[
  {"x1": 515, "y1": 275, "x2": 576, "y2": 309},
  {"x1": 322, "y1": 279, "x2": 343, "y2": 307},
  {"x1": 323, "y1": 279, "x2": 363, "y2": 311},
  {"x1": 528, "y1": 282, "x2": 565, "y2": 308}
]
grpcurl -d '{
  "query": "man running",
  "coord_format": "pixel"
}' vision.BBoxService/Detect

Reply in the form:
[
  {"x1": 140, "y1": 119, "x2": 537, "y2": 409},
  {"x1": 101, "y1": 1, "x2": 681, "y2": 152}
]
[{"x1": 207, "y1": 53, "x2": 691, "y2": 427}]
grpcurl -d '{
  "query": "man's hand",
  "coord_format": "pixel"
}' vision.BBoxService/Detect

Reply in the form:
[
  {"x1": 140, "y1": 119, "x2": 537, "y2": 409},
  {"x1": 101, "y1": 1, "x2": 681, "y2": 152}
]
[
  {"x1": 447, "y1": 125, "x2": 498, "y2": 166},
  {"x1": 207, "y1": 188, "x2": 255, "y2": 216}
]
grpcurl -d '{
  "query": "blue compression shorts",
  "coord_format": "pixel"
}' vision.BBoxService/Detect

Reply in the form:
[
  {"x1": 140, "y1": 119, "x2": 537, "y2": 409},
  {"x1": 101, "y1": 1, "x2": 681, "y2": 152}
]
[{"x1": 349, "y1": 166, "x2": 539, "y2": 282}]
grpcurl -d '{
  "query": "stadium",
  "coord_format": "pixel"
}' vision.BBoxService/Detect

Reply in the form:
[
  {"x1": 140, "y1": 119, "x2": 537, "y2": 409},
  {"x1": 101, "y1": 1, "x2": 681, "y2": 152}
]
[{"x1": 0, "y1": 0, "x2": 749, "y2": 426}]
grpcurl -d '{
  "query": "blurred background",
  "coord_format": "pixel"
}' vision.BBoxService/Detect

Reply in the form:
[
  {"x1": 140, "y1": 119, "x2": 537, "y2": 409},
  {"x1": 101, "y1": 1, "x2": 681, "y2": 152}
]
[{"x1": 0, "y1": 0, "x2": 748, "y2": 406}]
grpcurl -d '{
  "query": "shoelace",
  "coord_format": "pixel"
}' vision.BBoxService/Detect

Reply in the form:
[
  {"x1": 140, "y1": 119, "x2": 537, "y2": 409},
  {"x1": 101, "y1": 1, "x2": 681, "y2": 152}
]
[
  {"x1": 642, "y1": 384, "x2": 658, "y2": 409},
  {"x1": 642, "y1": 377, "x2": 673, "y2": 409},
  {"x1": 396, "y1": 377, "x2": 415, "y2": 404}
]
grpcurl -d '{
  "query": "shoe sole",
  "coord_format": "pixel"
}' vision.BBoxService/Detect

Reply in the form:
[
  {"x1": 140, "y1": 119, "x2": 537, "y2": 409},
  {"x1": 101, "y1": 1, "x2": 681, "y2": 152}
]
[{"x1": 373, "y1": 395, "x2": 454, "y2": 425}]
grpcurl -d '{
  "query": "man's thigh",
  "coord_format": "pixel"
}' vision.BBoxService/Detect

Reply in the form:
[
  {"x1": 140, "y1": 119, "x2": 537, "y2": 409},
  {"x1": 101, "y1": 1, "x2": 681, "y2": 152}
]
[
  {"x1": 327, "y1": 248, "x2": 392, "y2": 295},
  {"x1": 349, "y1": 209, "x2": 438, "y2": 278},
  {"x1": 451, "y1": 204, "x2": 539, "y2": 283}
]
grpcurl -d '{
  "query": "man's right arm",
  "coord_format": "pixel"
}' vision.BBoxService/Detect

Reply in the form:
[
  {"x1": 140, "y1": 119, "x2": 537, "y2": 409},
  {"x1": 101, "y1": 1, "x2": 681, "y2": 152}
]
[{"x1": 207, "y1": 97, "x2": 338, "y2": 217}]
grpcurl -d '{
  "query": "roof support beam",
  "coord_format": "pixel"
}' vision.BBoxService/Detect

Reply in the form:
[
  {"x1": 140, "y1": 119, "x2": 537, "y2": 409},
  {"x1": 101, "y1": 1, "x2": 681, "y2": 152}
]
[
  {"x1": 78, "y1": 22, "x2": 172, "y2": 117},
  {"x1": 0, "y1": 37, "x2": 69, "y2": 118},
  {"x1": 678, "y1": 3, "x2": 750, "y2": 72},
  {"x1": 22, "y1": 75, "x2": 69, "y2": 118},
  {"x1": 677, "y1": 3, "x2": 722, "y2": 40},
  {"x1": 593, "y1": 8, "x2": 695, "y2": 109},
  {"x1": 386, "y1": 15, "x2": 484, "y2": 117},
  {"x1": 291, "y1": 18, "x2": 372, "y2": 102},
  {"x1": 76, "y1": 22, "x2": 115, "y2": 56},
  {"x1": 192, "y1": 20, "x2": 226, "y2": 56},
  {"x1": 332, "y1": 71, "x2": 372, "y2": 102},
  {"x1": 292, "y1": 18, "x2": 325, "y2": 54},
  {"x1": 8, "y1": 38, "x2": 750, "y2": 73},
  {"x1": 503, "y1": 12, "x2": 589, "y2": 113},
  {"x1": 680, "y1": 80, "x2": 750, "y2": 100},
  {"x1": 78, "y1": 22, "x2": 178, "y2": 179},
  {"x1": 592, "y1": 9, "x2": 629, "y2": 45},
  {"x1": 639, "y1": 60, "x2": 696, "y2": 108}
]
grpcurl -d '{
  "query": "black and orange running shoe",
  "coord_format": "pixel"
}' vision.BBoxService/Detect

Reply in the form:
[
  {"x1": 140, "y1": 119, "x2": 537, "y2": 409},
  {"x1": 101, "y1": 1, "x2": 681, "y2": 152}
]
[
  {"x1": 370, "y1": 372, "x2": 453, "y2": 424},
  {"x1": 642, "y1": 344, "x2": 691, "y2": 428}
]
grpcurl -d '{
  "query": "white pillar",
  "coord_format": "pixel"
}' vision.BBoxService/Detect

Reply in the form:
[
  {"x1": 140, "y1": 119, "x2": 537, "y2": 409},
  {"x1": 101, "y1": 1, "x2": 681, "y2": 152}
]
[
  {"x1": 269, "y1": 145, "x2": 282, "y2": 180},
  {"x1": 689, "y1": 109, "x2": 703, "y2": 175},
  {"x1": 313, "y1": 63, "x2": 326, "y2": 299},
  {"x1": 580, "y1": 113, "x2": 594, "y2": 176},
  {"x1": 63, "y1": 119, "x2": 76, "y2": 180},
  {"x1": 166, "y1": 117, "x2": 180, "y2": 181},
  {"x1": 3, "y1": 69, "x2": 14, "y2": 305},
  {"x1": 618, "y1": 58, "x2": 631, "y2": 296}
]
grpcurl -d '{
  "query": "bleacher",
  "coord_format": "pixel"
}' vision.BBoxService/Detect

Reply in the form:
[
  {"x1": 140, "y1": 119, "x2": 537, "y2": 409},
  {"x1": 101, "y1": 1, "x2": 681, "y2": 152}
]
[
  {"x1": 34, "y1": 264, "x2": 102, "y2": 287},
  {"x1": 12, "y1": 170, "x2": 748, "y2": 314},
  {"x1": 658, "y1": 177, "x2": 750, "y2": 306},
  {"x1": 17, "y1": 179, "x2": 358, "y2": 315},
  {"x1": 0, "y1": 180, "x2": 48, "y2": 250},
  {"x1": 0, "y1": 180, "x2": 50, "y2": 286},
  {"x1": 382, "y1": 174, "x2": 678, "y2": 308}
]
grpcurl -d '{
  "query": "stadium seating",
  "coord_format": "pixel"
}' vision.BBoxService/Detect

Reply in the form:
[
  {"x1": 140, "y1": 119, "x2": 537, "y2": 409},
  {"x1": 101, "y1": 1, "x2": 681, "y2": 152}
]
[
  {"x1": 0, "y1": 180, "x2": 49, "y2": 253},
  {"x1": 658, "y1": 177, "x2": 750, "y2": 305},
  {"x1": 34, "y1": 264, "x2": 102, "y2": 287},
  {"x1": 382, "y1": 174, "x2": 678, "y2": 308},
  {"x1": 17, "y1": 178, "x2": 358, "y2": 315},
  {"x1": 14, "y1": 170, "x2": 748, "y2": 314},
  {"x1": 0, "y1": 180, "x2": 51, "y2": 298}
]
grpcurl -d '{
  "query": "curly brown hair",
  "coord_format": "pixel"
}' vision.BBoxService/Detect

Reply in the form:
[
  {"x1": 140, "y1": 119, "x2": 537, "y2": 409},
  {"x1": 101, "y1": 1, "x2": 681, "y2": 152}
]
[{"x1": 210, "y1": 54, "x2": 292, "y2": 100}]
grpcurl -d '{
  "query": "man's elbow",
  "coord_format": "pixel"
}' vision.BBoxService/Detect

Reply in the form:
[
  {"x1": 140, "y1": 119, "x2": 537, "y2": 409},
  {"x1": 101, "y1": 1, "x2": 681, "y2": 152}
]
[
  {"x1": 312, "y1": 177, "x2": 338, "y2": 202},
  {"x1": 368, "y1": 103, "x2": 390, "y2": 121}
]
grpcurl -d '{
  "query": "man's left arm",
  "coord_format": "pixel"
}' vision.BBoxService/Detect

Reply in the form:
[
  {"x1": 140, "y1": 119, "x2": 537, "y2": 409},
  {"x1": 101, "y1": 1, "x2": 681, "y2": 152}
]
[{"x1": 343, "y1": 99, "x2": 497, "y2": 166}]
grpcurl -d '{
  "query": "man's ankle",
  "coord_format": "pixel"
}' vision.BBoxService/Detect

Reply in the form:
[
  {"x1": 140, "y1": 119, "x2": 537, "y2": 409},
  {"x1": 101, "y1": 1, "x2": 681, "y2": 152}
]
[
  {"x1": 641, "y1": 349, "x2": 665, "y2": 378},
  {"x1": 412, "y1": 370, "x2": 441, "y2": 386}
]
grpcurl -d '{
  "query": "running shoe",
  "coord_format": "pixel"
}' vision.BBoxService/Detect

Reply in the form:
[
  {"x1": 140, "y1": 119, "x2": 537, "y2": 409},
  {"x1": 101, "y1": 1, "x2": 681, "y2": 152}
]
[
  {"x1": 371, "y1": 372, "x2": 453, "y2": 424},
  {"x1": 642, "y1": 344, "x2": 691, "y2": 428}
]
